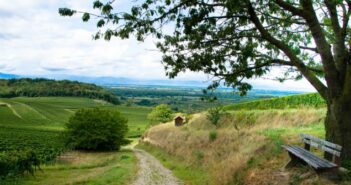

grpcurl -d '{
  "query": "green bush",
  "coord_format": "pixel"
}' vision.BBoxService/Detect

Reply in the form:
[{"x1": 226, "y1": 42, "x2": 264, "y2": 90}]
[
  {"x1": 207, "y1": 107, "x2": 223, "y2": 127},
  {"x1": 64, "y1": 108, "x2": 129, "y2": 151},
  {"x1": 147, "y1": 104, "x2": 173, "y2": 123},
  {"x1": 0, "y1": 149, "x2": 40, "y2": 179},
  {"x1": 209, "y1": 131, "x2": 217, "y2": 142}
]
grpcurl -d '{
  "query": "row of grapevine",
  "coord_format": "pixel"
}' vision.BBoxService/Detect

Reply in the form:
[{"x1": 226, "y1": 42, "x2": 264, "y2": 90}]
[
  {"x1": 223, "y1": 93, "x2": 326, "y2": 110},
  {"x1": 0, "y1": 126, "x2": 65, "y2": 179}
]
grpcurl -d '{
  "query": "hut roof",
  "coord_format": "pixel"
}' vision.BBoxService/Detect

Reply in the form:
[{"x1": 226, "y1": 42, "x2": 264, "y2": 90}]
[{"x1": 174, "y1": 115, "x2": 184, "y2": 120}]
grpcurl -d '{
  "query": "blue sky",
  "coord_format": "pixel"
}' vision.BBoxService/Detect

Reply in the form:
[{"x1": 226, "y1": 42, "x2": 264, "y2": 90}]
[{"x1": 0, "y1": 0, "x2": 316, "y2": 91}]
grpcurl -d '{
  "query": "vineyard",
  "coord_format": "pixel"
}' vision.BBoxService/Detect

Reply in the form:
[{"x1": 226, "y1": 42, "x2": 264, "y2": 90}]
[
  {"x1": 0, "y1": 127, "x2": 65, "y2": 162},
  {"x1": 223, "y1": 93, "x2": 325, "y2": 111},
  {"x1": 0, "y1": 97, "x2": 151, "y2": 180}
]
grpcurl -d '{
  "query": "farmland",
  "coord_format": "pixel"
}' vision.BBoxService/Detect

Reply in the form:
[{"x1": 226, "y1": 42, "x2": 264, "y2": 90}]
[
  {"x1": 0, "y1": 97, "x2": 150, "y2": 183},
  {"x1": 110, "y1": 85, "x2": 300, "y2": 113},
  {"x1": 0, "y1": 97, "x2": 150, "y2": 136}
]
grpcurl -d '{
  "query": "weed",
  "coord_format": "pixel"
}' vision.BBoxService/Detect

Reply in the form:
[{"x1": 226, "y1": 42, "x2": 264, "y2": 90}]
[{"x1": 209, "y1": 131, "x2": 218, "y2": 142}]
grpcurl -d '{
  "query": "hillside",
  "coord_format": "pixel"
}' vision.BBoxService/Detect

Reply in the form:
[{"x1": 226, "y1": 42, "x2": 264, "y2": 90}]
[
  {"x1": 0, "y1": 78, "x2": 120, "y2": 104},
  {"x1": 0, "y1": 97, "x2": 150, "y2": 136},
  {"x1": 0, "y1": 97, "x2": 150, "y2": 164},
  {"x1": 139, "y1": 94, "x2": 350, "y2": 185},
  {"x1": 223, "y1": 93, "x2": 325, "y2": 110},
  {"x1": 0, "y1": 97, "x2": 150, "y2": 184}
]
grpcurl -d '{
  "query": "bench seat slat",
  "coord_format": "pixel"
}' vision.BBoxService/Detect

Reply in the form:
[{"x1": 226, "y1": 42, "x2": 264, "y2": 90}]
[
  {"x1": 284, "y1": 146, "x2": 324, "y2": 169},
  {"x1": 284, "y1": 146, "x2": 334, "y2": 169},
  {"x1": 282, "y1": 145, "x2": 337, "y2": 169},
  {"x1": 290, "y1": 146, "x2": 336, "y2": 168}
]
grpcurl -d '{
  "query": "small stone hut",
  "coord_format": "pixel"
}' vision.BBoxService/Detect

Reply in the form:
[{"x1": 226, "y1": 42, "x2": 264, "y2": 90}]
[{"x1": 174, "y1": 115, "x2": 185, "y2": 126}]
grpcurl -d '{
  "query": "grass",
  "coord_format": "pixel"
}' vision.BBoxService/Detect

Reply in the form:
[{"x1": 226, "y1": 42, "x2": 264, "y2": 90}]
[
  {"x1": 137, "y1": 142, "x2": 211, "y2": 185},
  {"x1": 9, "y1": 150, "x2": 137, "y2": 185},
  {"x1": 0, "y1": 97, "x2": 151, "y2": 136},
  {"x1": 141, "y1": 107, "x2": 329, "y2": 185}
]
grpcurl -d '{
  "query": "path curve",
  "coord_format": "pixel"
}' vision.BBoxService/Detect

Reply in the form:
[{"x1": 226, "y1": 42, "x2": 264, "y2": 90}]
[{"x1": 132, "y1": 149, "x2": 182, "y2": 185}]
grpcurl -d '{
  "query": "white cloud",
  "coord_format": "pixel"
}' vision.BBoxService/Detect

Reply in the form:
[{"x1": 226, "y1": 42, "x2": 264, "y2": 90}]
[{"x1": 0, "y1": 0, "x2": 316, "y2": 92}]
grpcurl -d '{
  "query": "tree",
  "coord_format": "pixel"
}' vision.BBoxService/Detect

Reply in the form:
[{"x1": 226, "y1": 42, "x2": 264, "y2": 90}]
[
  {"x1": 65, "y1": 108, "x2": 129, "y2": 151},
  {"x1": 207, "y1": 107, "x2": 223, "y2": 127},
  {"x1": 60, "y1": 1, "x2": 351, "y2": 162},
  {"x1": 147, "y1": 104, "x2": 173, "y2": 123}
]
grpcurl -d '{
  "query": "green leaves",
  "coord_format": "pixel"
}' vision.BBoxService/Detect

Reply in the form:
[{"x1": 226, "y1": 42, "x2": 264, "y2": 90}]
[
  {"x1": 147, "y1": 104, "x2": 173, "y2": 123},
  {"x1": 65, "y1": 108, "x2": 129, "y2": 151},
  {"x1": 97, "y1": 19, "x2": 105, "y2": 27},
  {"x1": 82, "y1": 13, "x2": 90, "y2": 22},
  {"x1": 93, "y1": 0, "x2": 103, "y2": 9},
  {"x1": 102, "y1": 4, "x2": 113, "y2": 14},
  {"x1": 58, "y1": 8, "x2": 76, "y2": 16}
]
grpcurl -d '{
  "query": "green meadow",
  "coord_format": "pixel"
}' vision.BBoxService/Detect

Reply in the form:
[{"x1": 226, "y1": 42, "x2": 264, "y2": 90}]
[{"x1": 0, "y1": 97, "x2": 151, "y2": 136}]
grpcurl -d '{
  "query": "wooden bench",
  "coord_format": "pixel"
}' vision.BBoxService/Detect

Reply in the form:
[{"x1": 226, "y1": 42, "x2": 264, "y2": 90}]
[{"x1": 282, "y1": 133, "x2": 342, "y2": 173}]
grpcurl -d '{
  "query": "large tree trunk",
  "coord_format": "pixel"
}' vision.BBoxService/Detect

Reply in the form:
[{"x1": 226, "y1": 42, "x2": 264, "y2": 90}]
[{"x1": 325, "y1": 96, "x2": 351, "y2": 163}]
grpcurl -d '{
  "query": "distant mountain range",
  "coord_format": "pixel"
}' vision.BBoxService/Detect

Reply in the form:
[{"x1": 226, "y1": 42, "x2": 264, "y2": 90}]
[
  {"x1": 0, "y1": 73, "x2": 19, "y2": 79},
  {"x1": 0, "y1": 72, "x2": 208, "y2": 87}
]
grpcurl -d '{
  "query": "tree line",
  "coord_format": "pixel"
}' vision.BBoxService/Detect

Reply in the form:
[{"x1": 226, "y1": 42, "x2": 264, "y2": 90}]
[{"x1": 0, "y1": 78, "x2": 119, "y2": 104}]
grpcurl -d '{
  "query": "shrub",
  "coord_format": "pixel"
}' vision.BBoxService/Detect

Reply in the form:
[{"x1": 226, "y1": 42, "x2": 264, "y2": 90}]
[
  {"x1": 64, "y1": 108, "x2": 129, "y2": 151},
  {"x1": 0, "y1": 149, "x2": 40, "y2": 179},
  {"x1": 207, "y1": 107, "x2": 223, "y2": 127},
  {"x1": 209, "y1": 131, "x2": 217, "y2": 142},
  {"x1": 147, "y1": 104, "x2": 173, "y2": 123}
]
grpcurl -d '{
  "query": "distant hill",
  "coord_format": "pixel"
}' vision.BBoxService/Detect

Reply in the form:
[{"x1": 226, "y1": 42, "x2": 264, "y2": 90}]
[
  {"x1": 223, "y1": 93, "x2": 325, "y2": 110},
  {"x1": 0, "y1": 72, "x2": 19, "y2": 79},
  {"x1": 0, "y1": 78, "x2": 120, "y2": 104}
]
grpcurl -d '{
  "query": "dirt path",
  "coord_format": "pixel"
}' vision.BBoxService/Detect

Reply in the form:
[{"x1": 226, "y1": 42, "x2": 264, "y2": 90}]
[{"x1": 132, "y1": 149, "x2": 182, "y2": 185}]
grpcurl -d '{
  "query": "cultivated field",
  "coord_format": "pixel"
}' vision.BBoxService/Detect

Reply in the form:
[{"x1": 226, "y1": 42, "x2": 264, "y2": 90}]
[
  {"x1": 0, "y1": 97, "x2": 150, "y2": 184},
  {"x1": 0, "y1": 97, "x2": 151, "y2": 136}
]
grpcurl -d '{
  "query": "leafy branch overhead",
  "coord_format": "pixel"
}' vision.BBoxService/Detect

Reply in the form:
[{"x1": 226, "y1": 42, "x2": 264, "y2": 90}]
[{"x1": 59, "y1": 0, "x2": 348, "y2": 98}]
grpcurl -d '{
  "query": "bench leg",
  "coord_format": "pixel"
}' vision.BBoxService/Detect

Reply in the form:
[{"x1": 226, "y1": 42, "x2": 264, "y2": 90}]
[{"x1": 285, "y1": 152, "x2": 305, "y2": 168}]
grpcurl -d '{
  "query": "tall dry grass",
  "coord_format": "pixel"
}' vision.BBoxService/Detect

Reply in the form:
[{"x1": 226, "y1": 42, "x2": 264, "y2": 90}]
[{"x1": 142, "y1": 108, "x2": 325, "y2": 185}]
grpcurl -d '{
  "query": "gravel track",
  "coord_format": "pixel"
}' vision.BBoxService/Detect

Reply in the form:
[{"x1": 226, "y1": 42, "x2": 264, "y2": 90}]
[{"x1": 132, "y1": 149, "x2": 182, "y2": 185}]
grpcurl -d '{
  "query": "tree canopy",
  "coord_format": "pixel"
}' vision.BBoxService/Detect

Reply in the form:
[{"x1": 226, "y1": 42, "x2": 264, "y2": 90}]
[
  {"x1": 65, "y1": 108, "x2": 129, "y2": 151},
  {"x1": 147, "y1": 104, "x2": 174, "y2": 123}
]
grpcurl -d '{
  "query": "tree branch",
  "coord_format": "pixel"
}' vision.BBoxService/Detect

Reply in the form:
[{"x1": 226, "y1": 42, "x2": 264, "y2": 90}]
[
  {"x1": 301, "y1": 0, "x2": 341, "y2": 96},
  {"x1": 247, "y1": 1, "x2": 328, "y2": 99}
]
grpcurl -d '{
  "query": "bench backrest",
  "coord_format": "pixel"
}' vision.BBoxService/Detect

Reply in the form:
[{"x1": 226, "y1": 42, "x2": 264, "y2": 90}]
[{"x1": 300, "y1": 134, "x2": 342, "y2": 165}]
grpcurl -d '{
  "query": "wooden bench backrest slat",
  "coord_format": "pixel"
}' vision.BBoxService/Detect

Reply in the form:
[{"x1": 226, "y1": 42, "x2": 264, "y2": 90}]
[
  {"x1": 300, "y1": 134, "x2": 342, "y2": 151},
  {"x1": 302, "y1": 139, "x2": 341, "y2": 157}
]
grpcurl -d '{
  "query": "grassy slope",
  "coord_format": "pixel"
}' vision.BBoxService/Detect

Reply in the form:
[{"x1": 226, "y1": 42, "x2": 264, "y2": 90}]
[
  {"x1": 0, "y1": 97, "x2": 151, "y2": 136},
  {"x1": 223, "y1": 93, "x2": 325, "y2": 110},
  {"x1": 0, "y1": 97, "x2": 150, "y2": 184},
  {"x1": 140, "y1": 94, "x2": 350, "y2": 185}
]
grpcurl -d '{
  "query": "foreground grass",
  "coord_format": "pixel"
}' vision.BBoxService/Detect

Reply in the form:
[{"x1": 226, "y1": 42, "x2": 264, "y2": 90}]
[
  {"x1": 141, "y1": 108, "x2": 348, "y2": 184},
  {"x1": 137, "y1": 142, "x2": 211, "y2": 185},
  {"x1": 11, "y1": 150, "x2": 137, "y2": 185}
]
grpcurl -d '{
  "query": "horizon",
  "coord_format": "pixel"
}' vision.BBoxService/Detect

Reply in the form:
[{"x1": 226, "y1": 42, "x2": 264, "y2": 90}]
[
  {"x1": 0, "y1": 72, "x2": 314, "y2": 93},
  {"x1": 0, "y1": 0, "x2": 316, "y2": 92}
]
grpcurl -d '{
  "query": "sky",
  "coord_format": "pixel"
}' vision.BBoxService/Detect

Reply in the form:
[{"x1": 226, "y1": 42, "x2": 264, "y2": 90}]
[{"x1": 0, "y1": 0, "x2": 316, "y2": 91}]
